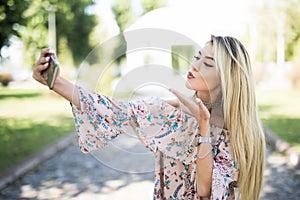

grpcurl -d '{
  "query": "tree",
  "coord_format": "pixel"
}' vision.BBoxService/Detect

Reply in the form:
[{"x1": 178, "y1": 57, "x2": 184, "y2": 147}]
[
  {"x1": 111, "y1": 0, "x2": 134, "y2": 67},
  {"x1": 56, "y1": 0, "x2": 97, "y2": 65},
  {"x1": 284, "y1": 0, "x2": 300, "y2": 67},
  {"x1": 254, "y1": 0, "x2": 300, "y2": 66},
  {"x1": 0, "y1": 0, "x2": 30, "y2": 59},
  {"x1": 21, "y1": 0, "x2": 96, "y2": 67}
]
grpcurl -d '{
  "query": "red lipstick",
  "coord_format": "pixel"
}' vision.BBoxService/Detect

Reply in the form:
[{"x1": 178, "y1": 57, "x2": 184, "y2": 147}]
[{"x1": 187, "y1": 72, "x2": 195, "y2": 79}]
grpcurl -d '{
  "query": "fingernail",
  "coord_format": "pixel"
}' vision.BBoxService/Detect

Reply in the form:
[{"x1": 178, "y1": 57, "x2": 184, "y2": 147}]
[
  {"x1": 45, "y1": 57, "x2": 50, "y2": 61},
  {"x1": 195, "y1": 97, "x2": 201, "y2": 103}
]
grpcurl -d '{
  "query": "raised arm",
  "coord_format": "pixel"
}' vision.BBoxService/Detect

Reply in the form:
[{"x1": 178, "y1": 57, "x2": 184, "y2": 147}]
[{"x1": 32, "y1": 48, "x2": 80, "y2": 108}]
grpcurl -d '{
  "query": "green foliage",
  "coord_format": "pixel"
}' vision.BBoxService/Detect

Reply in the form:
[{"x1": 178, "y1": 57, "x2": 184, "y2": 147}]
[
  {"x1": 111, "y1": 0, "x2": 134, "y2": 32},
  {"x1": 19, "y1": 0, "x2": 97, "y2": 67},
  {"x1": 284, "y1": 0, "x2": 300, "y2": 67},
  {"x1": 111, "y1": 0, "x2": 134, "y2": 66},
  {"x1": 21, "y1": 0, "x2": 49, "y2": 66},
  {"x1": 254, "y1": 2, "x2": 278, "y2": 62},
  {"x1": 141, "y1": 0, "x2": 166, "y2": 14},
  {"x1": 254, "y1": 0, "x2": 300, "y2": 65},
  {"x1": 56, "y1": 0, "x2": 97, "y2": 65},
  {"x1": 0, "y1": 0, "x2": 30, "y2": 58}
]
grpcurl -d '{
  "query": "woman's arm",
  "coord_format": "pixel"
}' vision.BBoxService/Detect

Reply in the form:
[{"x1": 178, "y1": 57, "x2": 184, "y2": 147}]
[
  {"x1": 52, "y1": 76, "x2": 80, "y2": 108},
  {"x1": 168, "y1": 89, "x2": 213, "y2": 197},
  {"x1": 32, "y1": 48, "x2": 80, "y2": 108},
  {"x1": 196, "y1": 141, "x2": 213, "y2": 197},
  {"x1": 164, "y1": 99, "x2": 180, "y2": 108}
]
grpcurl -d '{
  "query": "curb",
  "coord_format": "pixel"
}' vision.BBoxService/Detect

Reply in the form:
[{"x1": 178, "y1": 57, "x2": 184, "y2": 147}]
[
  {"x1": 0, "y1": 132, "x2": 76, "y2": 191},
  {"x1": 263, "y1": 125, "x2": 299, "y2": 167}
]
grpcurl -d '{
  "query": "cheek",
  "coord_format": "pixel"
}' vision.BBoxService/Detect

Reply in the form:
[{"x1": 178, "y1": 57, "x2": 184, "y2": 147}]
[{"x1": 205, "y1": 75, "x2": 221, "y2": 89}]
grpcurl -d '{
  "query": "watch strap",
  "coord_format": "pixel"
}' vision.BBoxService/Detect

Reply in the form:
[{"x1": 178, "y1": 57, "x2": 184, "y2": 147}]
[{"x1": 199, "y1": 136, "x2": 212, "y2": 143}]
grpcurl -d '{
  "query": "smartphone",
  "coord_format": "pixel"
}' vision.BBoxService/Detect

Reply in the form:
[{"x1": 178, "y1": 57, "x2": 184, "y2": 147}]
[{"x1": 42, "y1": 54, "x2": 59, "y2": 90}]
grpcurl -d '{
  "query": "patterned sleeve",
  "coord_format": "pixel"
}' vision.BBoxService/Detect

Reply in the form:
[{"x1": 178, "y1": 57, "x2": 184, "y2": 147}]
[
  {"x1": 71, "y1": 86, "x2": 132, "y2": 153},
  {"x1": 71, "y1": 86, "x2": 201, "y2": 165},
  {"x1": 128, "y1": 95, "x2": 201, "y2": 165},
  {"x1": 210, "y1": 127, "x2": 239, "y2": 199}
]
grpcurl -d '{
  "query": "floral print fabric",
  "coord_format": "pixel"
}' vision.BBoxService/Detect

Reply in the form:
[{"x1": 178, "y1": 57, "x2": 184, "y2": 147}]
[{"x1": 71, "y1": 86, "x2": 238, "y2": 199}]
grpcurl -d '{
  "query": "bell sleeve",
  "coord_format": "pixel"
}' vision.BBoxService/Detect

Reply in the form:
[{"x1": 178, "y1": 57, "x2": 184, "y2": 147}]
[
  {"x1": 71, "y1": 86, "x2": 201, "y2": 165},
  {"x1": 71, "y1": 86, "x2": 132, "y2": 153},
  {"x1": 128, "y1": 96, "x2": 202, "y2": 164}
]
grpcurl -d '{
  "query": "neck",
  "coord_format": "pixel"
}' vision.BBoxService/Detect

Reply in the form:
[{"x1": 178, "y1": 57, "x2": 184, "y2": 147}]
[
  {"x1": 195, "y1": 86, "x2": 221, "y2": 104},
  {"x1": 195, "y1": 88, "x2": 224, "y2": 128}
]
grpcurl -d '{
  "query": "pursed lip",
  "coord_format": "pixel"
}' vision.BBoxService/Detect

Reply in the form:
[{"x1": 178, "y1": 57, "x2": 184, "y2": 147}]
[{"x1": 187, "y1": 72, "x2": 195, "y2": 79}]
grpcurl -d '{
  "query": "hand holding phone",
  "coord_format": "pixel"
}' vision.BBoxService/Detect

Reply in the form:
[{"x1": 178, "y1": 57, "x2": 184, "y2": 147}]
[{"x1": 41, "y1": 54, "x2": 59, "y2": 90}]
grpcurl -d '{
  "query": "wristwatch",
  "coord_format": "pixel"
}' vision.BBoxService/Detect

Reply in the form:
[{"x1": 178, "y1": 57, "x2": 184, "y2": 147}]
[{"x1": 199, "y1": 136, "x2": 212, "y2": 143}]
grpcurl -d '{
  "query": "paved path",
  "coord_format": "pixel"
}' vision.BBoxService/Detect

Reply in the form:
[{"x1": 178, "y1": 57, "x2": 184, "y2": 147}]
[{"x1": 0, "y1": 133, "x2": 299, "y2": 200}]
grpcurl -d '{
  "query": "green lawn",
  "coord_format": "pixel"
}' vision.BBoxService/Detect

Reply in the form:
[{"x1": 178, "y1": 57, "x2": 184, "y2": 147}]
[
  {"x1": 257, "y1": 88, "x2": 300, "y2": 153},
  {"x1": 0, "y1": 88, "x2": 75, "y2": 174}
]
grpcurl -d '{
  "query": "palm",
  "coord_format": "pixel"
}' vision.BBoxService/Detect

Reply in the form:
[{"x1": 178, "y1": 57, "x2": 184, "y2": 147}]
[{"x1": 169, "y1": 89, "x2": 210, "y2": 135}]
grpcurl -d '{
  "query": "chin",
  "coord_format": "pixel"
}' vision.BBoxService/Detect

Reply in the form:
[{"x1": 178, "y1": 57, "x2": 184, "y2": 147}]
[
  {"x1": 185, "y1": 79, "x2": 196, "y2": 87},
  {"x1": 185, "y1": 81, "x2": 192, "y2": 90},
  {"x1": 185, "y1": 82, "x2": 196, "y2": 91}
]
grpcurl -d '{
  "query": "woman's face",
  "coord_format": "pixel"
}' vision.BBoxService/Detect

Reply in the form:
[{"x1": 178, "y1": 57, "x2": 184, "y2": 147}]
[{"x1": 185, "y1": 42, "x2": 221, "y2": 93}]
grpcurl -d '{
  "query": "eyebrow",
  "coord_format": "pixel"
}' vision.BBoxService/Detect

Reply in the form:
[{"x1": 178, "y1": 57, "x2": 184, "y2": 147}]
[{"x1": 198, "y1": 50, "x2": 214, "y2": 62}]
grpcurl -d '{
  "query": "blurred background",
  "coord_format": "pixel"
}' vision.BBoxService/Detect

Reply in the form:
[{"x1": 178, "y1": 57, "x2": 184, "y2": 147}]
[{"x1": 0, "y1": 0, "x2": 299, "y2": 199}]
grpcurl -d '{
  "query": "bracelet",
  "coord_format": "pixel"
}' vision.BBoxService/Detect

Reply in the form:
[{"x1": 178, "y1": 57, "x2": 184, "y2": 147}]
[{"x1": 198, "y1": 136, "x2": 212, "y2": 143}]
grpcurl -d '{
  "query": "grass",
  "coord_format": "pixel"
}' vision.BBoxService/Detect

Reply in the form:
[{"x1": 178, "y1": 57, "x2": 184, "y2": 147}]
[
  {"x1": 257, "y1": 88, "x2": 300, "y2": 153},
  {"x1": 0, "y1": 88, "x2": 74, "y2": 174}
]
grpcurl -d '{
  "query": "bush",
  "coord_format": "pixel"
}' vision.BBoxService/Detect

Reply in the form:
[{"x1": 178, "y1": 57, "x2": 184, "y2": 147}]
[{"x1": 0, "y1": 73, "x2": 13, "y2": 86}]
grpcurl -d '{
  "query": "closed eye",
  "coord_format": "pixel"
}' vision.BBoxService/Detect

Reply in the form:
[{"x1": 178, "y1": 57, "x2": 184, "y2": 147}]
[{"x1": 204, "y1": 62, "x2": 213, "y2": 67}]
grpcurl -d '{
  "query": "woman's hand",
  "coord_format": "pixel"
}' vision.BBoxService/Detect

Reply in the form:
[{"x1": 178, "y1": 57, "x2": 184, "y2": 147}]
[
  {"x1": 32, "y1": 48, "x2": 60, "y2": 86},
  {"x1": 169, "y1": 88, "x2": 210, "y2": 136},
  {"x1": 32, "y1": 48, "x2": 81, "y2": 108}
]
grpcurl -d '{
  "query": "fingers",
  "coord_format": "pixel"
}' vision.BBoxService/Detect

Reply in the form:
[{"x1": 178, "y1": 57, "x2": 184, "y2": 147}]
[
  {"x1": 169, "y1": 88, "x2": 197, "y2": 109},
  {"x1": 40, "y1": 48, "x2": 55, "y2": 58},
  {"x1": 32, "y1": 48, "x2": 56, "y2": 86},
  {"x1": 195, "y1": 97, "x2": 211, "y2": 136},
  {"x1": 196, "y1": 97, "x2": 210, "y2": 121},
  {"x1": 169, "y1": 88, "x2": 199, "y2": 118},
  {"x1": 37, "y1": 48, "x2": 54, "y2": 66},
  {"x1": 169, "y1": 88, "x2": 211, "y2": 136}
]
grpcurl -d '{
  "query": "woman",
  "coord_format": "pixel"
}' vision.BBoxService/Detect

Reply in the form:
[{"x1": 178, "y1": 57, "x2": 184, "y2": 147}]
[{"x1": 33, "y1": 35, "x2": 265, "y2": 199}]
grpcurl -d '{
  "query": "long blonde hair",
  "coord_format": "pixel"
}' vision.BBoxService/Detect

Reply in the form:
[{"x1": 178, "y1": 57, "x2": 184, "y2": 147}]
[{"x1": 211, "y1": 35, "x2": 266, "y2": 200}]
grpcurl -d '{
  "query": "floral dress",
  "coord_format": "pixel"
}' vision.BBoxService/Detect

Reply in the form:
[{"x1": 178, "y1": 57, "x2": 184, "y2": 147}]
[{"x1": 71, "y1": 86, "x2": 238, "y2": 200}]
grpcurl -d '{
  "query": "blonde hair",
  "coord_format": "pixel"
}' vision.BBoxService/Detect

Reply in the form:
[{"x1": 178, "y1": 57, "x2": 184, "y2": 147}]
[{"x1": 211, "y1": 35, "x2": 266, "y2": 200}]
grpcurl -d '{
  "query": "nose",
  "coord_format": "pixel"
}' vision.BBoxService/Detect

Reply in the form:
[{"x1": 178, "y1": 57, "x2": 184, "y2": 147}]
[{"x1": 191, "y1": 62, "x2": 200, "y2": 72}]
